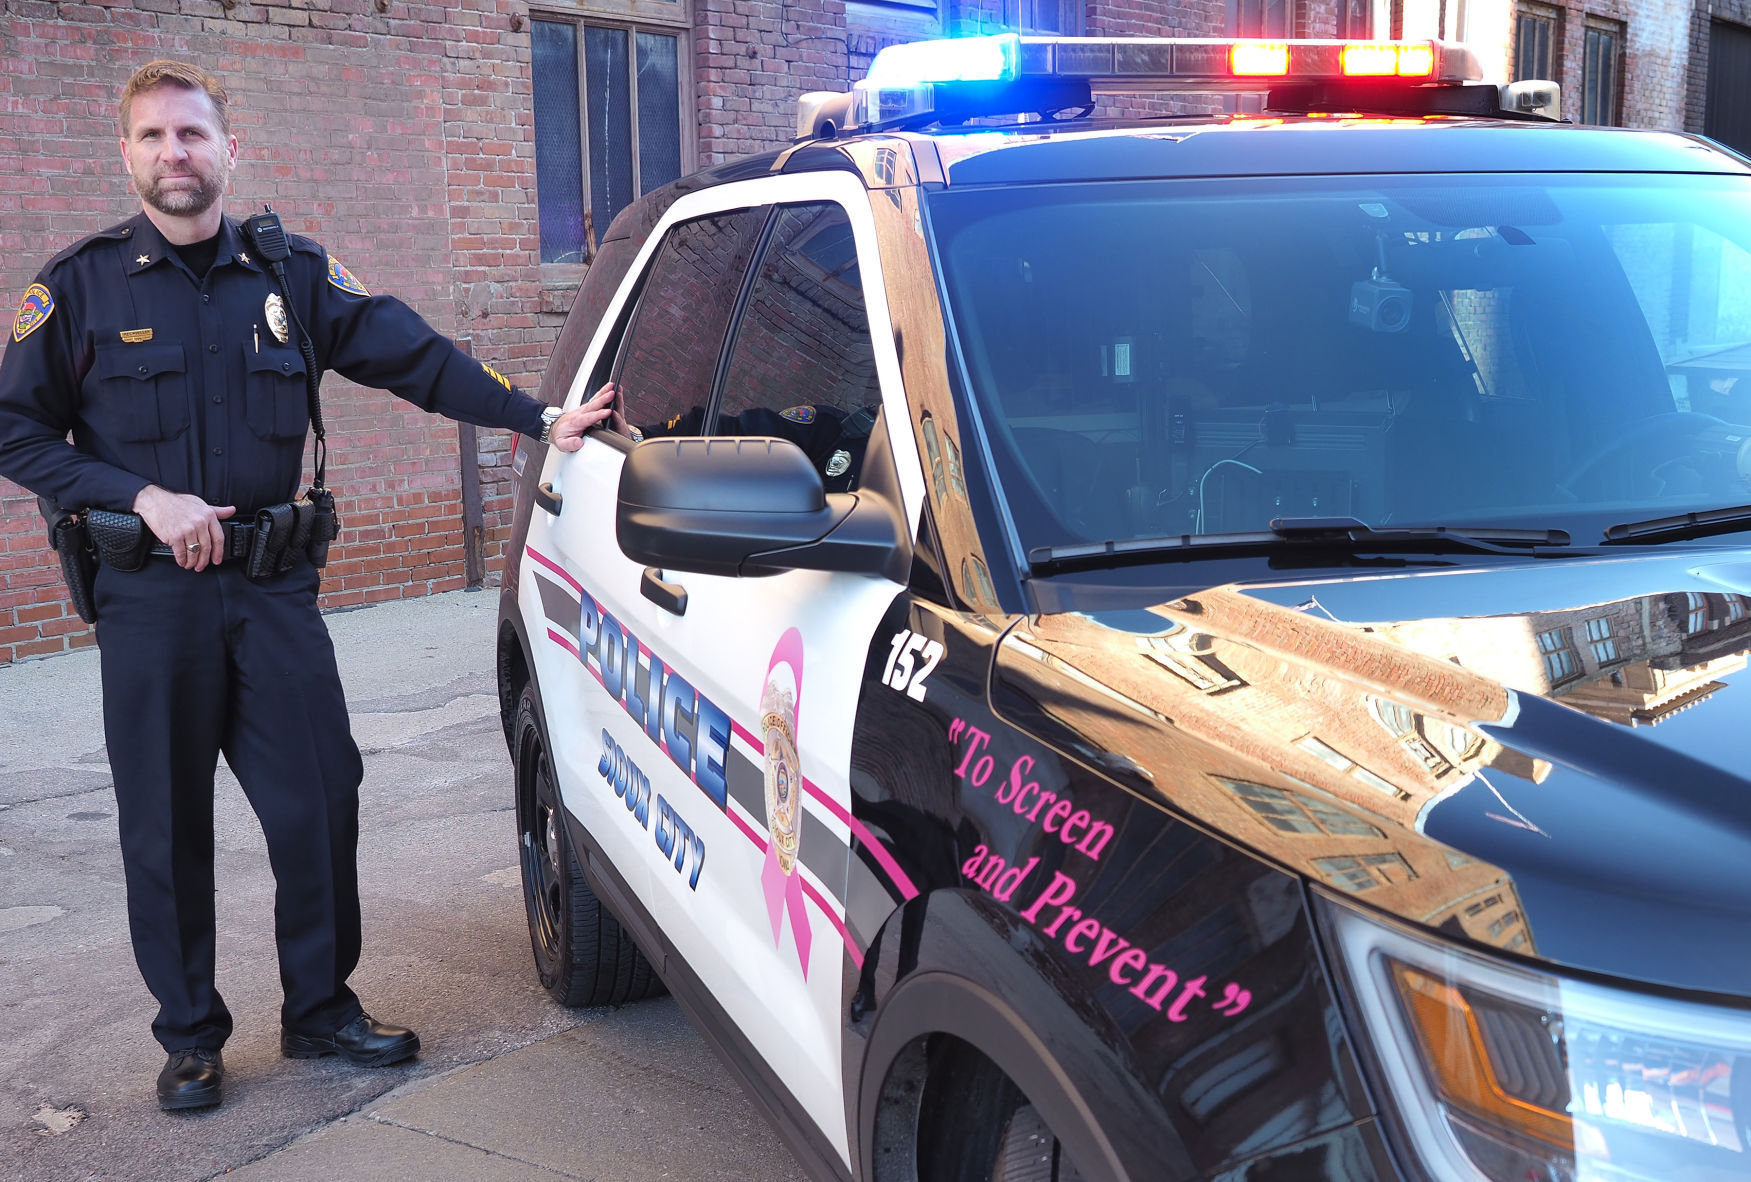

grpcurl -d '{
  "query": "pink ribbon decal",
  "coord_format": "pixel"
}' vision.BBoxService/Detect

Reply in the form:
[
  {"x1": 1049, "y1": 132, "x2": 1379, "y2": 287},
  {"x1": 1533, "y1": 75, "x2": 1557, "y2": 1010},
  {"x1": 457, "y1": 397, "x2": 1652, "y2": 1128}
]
[
  {"x1": 758, "y1": 627, "x2": 810, "y2": 979},
  {"x1": 761, "y1": 841, "x2": 812, "y2": 979}
]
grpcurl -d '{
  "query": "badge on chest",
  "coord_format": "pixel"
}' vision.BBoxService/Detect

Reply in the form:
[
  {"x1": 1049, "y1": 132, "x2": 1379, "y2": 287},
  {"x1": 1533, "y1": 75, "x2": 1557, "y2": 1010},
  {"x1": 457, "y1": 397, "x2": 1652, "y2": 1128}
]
[{"x1": 265, "y1": 293, "x2": 289, "y2": 344}]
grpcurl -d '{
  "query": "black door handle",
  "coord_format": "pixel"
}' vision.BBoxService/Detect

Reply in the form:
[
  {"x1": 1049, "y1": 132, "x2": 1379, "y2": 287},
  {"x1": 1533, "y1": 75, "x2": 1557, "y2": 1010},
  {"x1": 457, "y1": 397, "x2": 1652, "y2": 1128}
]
[
  {"x1": 535, "y1": 482, "x2": 563, "y2": 515},
  {"x1": 640, "y1": 567, "x2": 687, "y2": 616}
]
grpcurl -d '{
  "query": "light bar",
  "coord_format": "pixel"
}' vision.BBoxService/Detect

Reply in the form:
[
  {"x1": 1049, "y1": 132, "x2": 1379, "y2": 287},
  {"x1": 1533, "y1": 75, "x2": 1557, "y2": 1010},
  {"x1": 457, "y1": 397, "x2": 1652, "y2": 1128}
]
[
  {"x1": 828, "y1": 35, "x2": 1491, "y2": 134},
  {"x1": 1008, "y1": 36, "x2": 1480, "y2": 87}
]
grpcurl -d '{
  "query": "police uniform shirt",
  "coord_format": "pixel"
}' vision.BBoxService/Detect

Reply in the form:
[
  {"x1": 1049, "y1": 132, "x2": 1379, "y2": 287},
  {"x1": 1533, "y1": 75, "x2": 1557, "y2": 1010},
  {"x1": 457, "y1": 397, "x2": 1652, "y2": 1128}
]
[{"x1": 0, "y1": 213, "x2": 546, "y2": 513}]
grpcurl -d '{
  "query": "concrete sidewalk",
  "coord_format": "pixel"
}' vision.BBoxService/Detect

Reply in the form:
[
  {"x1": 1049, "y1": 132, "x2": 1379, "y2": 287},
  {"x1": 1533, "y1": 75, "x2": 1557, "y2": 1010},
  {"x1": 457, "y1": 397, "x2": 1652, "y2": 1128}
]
[{"x1": 1, "y1": 588, "x2": 805, "y2": 1182}]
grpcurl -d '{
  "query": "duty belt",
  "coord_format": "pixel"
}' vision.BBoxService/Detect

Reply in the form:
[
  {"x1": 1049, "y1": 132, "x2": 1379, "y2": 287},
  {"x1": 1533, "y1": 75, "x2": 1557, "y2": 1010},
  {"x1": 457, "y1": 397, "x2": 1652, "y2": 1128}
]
[{"x1": 148, "y1": 518, "x2": 258, "y2": 561}]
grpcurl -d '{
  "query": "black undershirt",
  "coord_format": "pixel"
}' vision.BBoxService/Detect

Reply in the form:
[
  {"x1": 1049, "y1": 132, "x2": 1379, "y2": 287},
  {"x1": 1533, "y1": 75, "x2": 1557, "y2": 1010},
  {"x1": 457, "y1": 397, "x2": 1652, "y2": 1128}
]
[{"x1": 171, "y1": 232, "x2": 220, "y2": 280}]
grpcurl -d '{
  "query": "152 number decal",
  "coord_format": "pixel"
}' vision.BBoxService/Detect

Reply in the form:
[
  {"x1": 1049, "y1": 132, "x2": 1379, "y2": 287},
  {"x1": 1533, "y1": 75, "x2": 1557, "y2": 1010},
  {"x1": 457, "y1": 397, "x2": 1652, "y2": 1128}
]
[{"x1": 882, "y1": 629, "x2": 944, "y2": 701}]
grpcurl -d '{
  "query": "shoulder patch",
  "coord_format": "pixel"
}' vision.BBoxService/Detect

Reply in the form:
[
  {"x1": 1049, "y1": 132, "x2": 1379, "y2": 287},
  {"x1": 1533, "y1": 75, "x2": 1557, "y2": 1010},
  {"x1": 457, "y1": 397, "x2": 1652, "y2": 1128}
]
[
  {"x1": 12, "y1": 284, "x2": 53, "y2": 343},
  {"x1": 779, "y1": 405, "x2": 816, "y2": 424},
  {"x1": 481, "y1": 362, "x2": 511, "y2": 391},
  {"x1": 326, "y1": 255, "x2": 370, "y2": 297}
]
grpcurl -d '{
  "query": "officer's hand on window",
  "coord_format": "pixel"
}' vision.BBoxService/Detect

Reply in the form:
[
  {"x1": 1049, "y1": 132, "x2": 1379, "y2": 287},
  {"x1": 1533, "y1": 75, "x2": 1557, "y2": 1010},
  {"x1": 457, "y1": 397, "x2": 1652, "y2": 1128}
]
[
  {"x1": 133, "y1": 485, "x2": 236, "y2": 573},
  {"x1": 547, "y1": 382, "x2": 619, "y2": 453}
]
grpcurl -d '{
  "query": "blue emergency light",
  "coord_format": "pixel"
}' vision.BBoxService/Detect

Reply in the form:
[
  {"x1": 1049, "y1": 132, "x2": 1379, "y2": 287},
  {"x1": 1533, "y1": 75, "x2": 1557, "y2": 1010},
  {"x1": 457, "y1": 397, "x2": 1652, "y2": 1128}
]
[{"x1": 863, "y1": 33, "x2": 1022, "y2": 86}]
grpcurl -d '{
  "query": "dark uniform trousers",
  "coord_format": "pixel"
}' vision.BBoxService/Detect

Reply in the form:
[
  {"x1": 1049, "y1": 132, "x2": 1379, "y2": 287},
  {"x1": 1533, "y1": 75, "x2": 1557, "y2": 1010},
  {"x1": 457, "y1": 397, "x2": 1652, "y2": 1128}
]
[
  {"x1": 0, "y1": 212, "x2": 550, "y2": 1054},
  {"x1": 96, "y1": 555, "x2": 366, "y2": 1050}
]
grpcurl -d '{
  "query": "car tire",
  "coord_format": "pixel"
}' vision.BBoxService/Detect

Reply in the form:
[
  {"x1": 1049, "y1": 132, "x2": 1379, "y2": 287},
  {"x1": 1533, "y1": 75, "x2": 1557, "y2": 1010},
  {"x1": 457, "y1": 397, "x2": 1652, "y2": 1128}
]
[
  {"x1": 514, "y1": 684, "x2": 664, "y2": 1007},
  {"x1": 990, "y1": 1103, "x2": 1084, "y2": 1182},
  {"x1": 913, "y1": 1037, "x2": 1085, "y2": 1182}
]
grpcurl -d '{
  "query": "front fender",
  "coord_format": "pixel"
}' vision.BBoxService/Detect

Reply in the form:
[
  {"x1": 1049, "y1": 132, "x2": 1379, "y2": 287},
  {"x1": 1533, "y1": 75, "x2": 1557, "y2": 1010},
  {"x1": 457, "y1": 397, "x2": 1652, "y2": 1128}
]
[{"x1": 856, "y1": 889, "x2": 1196, "y2": 1182}]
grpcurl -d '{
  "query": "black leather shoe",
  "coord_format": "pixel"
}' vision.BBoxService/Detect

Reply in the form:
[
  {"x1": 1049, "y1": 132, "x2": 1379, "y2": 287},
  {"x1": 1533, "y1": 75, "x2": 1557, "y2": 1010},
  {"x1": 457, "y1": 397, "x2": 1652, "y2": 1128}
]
[
  {"x1": 282, "y1": 1014, "x2": 420, "y2": 1067},
  {"x1": 156, "y1": 1048, "x2": 223, "y2": 1111}
]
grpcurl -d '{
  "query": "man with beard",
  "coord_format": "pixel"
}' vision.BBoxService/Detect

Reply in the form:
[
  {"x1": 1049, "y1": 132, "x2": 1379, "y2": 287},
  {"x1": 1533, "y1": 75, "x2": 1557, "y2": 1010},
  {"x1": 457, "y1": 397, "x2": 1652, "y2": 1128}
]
[{"x1": 0, "y1": 60, "x2": 615, "y2": 1111}]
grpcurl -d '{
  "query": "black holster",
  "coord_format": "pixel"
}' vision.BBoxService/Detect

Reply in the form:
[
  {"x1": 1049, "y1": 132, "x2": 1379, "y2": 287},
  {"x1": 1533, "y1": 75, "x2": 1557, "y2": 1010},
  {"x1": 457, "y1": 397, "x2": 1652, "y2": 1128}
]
[{"x1": 37, "y1": 497, "x2": 98, "y2": 624}]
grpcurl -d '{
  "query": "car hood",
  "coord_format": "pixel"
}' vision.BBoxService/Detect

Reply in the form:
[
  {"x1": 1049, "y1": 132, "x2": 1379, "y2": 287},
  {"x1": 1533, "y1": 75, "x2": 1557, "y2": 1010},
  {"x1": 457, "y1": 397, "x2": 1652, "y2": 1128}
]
[{"x1": 993, "y1": 548, "x2": 1751, "y2": 995}]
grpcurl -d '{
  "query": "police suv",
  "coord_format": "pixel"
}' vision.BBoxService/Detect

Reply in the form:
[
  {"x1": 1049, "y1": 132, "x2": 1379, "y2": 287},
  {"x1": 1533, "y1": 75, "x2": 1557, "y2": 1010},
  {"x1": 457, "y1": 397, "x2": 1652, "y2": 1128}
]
[{"x1": 497, "y1": 33, "x2": 1751, "y2": 1182}]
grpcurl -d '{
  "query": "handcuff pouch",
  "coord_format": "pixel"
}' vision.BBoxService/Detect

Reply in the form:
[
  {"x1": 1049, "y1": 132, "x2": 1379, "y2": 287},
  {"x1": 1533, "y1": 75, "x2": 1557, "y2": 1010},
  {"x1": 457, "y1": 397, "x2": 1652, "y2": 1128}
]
[{"x1": 86, "y1": 509, "x2": 154, "y2": 572}]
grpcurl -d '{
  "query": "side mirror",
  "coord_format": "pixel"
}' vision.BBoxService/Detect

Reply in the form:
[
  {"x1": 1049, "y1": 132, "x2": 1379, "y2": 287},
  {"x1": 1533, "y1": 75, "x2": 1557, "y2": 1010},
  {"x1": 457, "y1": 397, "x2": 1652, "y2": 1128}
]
[{"x1": 616, "y1": 436, "x2": 903, "y2": 578}]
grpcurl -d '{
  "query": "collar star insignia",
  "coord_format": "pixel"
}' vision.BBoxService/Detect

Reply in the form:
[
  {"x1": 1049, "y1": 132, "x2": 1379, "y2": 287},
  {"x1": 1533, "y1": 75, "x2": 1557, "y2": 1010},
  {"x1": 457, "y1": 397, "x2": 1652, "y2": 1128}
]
[
  {"x1": 237, "y1": 252, "x2": 250, "y2": 264},
  {"x1": 136, "y1": 254, "x2": 150, "y2": 266}
]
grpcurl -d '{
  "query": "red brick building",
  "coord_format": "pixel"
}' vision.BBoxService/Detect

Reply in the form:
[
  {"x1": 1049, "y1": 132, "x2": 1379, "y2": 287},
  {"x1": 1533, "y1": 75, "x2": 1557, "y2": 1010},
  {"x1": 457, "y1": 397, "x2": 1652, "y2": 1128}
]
[{"x1": 0, "y1": 0, "x2": 1729, "y2": 663}]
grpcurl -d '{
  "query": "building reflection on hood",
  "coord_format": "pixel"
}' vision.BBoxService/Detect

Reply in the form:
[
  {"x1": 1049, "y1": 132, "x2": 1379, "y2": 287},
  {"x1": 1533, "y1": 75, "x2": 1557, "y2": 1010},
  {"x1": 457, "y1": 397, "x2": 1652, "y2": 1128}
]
[{"x1": 997, "y1": 586, "x2": 1751, "y2": 961}]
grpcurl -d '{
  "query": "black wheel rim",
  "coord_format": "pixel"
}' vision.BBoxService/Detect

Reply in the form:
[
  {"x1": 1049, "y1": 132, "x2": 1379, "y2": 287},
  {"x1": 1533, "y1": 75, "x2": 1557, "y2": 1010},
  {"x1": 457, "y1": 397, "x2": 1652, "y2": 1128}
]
[{"x1": 520, "y1": 731, "x2": 564, "y2": 963}]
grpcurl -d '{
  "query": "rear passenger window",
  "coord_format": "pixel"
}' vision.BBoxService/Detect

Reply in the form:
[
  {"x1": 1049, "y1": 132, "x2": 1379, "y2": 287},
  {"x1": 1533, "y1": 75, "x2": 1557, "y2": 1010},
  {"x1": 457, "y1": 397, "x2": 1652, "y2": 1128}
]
[
  {"x1": 612, "y1": 207, "x2": 769, "y2": 439},
  {"x1": 715, "y1": 203, "x2": 883, "y2": 491}
]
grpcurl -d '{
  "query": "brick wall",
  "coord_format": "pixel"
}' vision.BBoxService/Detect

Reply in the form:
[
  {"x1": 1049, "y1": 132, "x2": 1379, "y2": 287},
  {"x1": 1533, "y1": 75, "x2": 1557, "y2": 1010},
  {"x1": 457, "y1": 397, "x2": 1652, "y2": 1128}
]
[
  {"x1": 693, "y1": 0, "x2": 855, "y2": 168},
  {"x1": 0, "y1": 0, "x2": 553, "y2": 661},
  {"x1": 1541, "y1": 0, "x2": 1690, "y2": 128},
  {"x1": 1492, "y1": 0, "x2": 1695, "y2": 128}
]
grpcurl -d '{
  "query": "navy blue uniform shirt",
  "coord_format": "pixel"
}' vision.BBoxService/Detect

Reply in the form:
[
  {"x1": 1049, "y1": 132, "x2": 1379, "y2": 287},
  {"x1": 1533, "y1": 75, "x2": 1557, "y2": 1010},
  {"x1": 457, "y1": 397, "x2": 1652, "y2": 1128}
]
[{"x1": 0, "y1": 212, "x2": 547, "y2": 512}]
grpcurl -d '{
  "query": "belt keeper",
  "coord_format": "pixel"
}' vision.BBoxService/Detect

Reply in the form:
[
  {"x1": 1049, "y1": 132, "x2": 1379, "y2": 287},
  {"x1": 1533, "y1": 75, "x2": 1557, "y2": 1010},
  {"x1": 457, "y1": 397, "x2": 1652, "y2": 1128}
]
[{"x1": 227, "y1": 520, "x2": 256, "y2": 560}]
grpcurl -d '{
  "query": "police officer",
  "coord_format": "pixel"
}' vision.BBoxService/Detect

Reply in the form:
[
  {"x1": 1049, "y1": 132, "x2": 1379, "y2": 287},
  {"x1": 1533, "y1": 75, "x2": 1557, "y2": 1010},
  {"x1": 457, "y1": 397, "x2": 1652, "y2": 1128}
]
[{"x1": 0, "y1": 60, "x2": 614, "y2": 1111}]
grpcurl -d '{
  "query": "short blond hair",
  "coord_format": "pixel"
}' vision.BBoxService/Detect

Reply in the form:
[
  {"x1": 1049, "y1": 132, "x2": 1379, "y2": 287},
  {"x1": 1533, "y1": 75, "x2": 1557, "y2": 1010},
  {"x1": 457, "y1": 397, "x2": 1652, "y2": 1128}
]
[{"x1": 120, "y1": 60, "x2": 230, "y2": 137}]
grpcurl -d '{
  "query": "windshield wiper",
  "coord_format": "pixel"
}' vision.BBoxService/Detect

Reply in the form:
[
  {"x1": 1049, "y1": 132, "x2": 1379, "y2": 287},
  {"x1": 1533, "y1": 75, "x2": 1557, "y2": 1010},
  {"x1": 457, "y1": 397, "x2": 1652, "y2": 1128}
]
[
  {"x1": 1603, "y1": 504, "x2": 1751, "y2": 545},
  {"x1": 1029, "y1": 516, "x2": 1571, "y2": 576}
]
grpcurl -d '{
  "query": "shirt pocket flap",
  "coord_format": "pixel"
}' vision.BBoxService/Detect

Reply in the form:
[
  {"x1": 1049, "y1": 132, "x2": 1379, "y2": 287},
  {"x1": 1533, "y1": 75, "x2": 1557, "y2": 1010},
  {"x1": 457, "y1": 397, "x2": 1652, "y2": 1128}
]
[
  {"x1": 245, "y1": 348, "x2": 309, "y2": 381},
  {"x1": 94, "y1": 342, "x2": 186, "y2": 382}
]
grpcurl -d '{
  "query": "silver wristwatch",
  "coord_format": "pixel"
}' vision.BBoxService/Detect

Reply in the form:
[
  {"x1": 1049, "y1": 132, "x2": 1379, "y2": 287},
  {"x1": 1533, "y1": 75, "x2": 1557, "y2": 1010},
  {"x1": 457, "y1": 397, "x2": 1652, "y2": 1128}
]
[{"x1": 537, "y1": 405, "x2": 563, "y2": 444}]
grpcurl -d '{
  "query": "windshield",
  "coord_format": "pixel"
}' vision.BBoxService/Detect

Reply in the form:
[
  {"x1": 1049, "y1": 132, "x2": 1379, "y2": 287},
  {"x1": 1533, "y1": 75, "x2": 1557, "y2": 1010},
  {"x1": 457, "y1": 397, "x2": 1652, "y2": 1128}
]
[{"x1": 928, "y1": 173, "x2": 1751, "y2": 553}]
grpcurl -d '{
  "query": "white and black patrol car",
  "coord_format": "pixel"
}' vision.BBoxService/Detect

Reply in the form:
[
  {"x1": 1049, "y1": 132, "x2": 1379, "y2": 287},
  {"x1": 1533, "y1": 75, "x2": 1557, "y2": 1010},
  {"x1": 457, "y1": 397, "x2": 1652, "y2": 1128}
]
[{"x1": 497, "y1": 33, "x2": 1751, "y2": 1182}]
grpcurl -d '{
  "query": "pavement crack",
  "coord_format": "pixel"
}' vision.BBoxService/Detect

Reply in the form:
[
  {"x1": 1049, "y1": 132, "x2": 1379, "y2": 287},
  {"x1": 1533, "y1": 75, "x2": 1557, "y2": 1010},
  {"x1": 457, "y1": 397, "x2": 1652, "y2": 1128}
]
[
  {"x1": 364, "y1": 1114, "x2": 590, "y2": 1178},
  {"x1": 0, "y1": 782, "x2": 114, "y2": 808}
]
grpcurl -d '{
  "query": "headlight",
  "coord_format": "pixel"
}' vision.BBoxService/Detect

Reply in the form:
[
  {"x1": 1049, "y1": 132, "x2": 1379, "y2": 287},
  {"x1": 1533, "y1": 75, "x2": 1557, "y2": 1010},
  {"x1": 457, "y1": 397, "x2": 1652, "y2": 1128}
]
[{"x1": 1313, "y1": 890, "x2": 1751, "y2": 1182}]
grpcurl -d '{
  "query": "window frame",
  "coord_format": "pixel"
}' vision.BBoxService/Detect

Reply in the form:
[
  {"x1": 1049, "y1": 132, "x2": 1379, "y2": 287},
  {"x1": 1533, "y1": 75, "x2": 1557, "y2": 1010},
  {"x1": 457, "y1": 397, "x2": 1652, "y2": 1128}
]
[
  {"x1": 1584, "y1": 615, "x2": 1620, "y2": 665},
  {"x1": 1229, "y1": 0, "x2": 1301, "y2": 38},
  {"x1": 1582, "y1": 16, "x2": 1625, "y2": 126},
  {"x1": 1336, "y1": 0, "x2": 1376, "y2": 40},
  {"x1": 1004, "y1": 0, "x2": 1083, "y2": 34},
  {"x1": 530, "y1": 5, "x2": 697, "y2": 272},
  {"x1": 1224, "y1": 778, "x2": 1385, "y2": 838},
  {"x1": 1537, "y1": 625, "x2": 1580, "y2": 683},
  {"x1": 1687, "y1": 590, "x2": 1709, "y2": 633},
  {"x1": 1513, "y1": 1, "x2": 1562, "y2": 84}
]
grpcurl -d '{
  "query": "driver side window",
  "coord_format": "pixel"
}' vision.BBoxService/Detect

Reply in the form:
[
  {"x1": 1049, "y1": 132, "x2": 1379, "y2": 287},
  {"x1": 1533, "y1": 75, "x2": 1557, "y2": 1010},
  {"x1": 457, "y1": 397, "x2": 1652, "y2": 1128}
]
[
  {"x1": 612, "y1": 206, "x2": 770, "y2": 439},
  {"x1": 715, "y1": 202, "x2": 882, "y2": 492}
]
